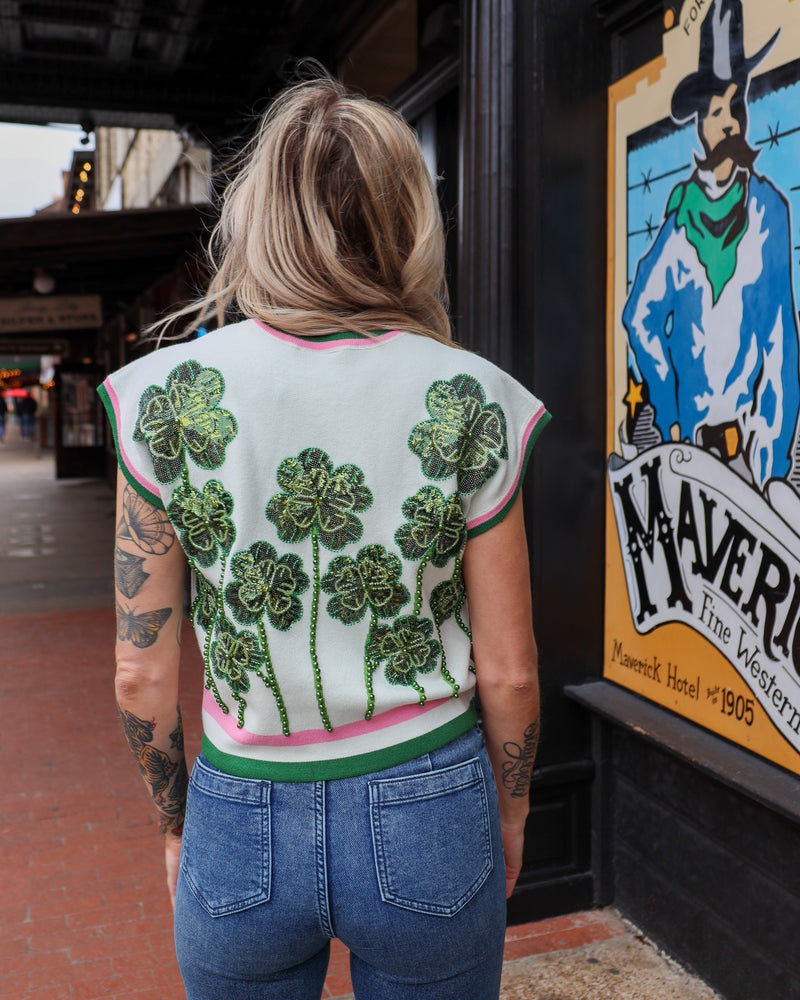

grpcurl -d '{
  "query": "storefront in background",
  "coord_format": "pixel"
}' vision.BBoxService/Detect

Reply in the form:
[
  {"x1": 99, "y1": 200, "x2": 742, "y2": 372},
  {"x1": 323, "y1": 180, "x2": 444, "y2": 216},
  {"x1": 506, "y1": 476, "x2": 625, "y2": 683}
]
[{"x1": 570, "y1": 3, "x2": 800, "y2": 998}]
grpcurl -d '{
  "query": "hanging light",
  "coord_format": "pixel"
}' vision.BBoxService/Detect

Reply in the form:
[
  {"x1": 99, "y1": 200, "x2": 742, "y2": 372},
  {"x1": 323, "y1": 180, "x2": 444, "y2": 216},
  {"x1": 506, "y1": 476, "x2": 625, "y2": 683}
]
[{"x1": 32, "y1": 267, "x2": 55, "y2": 295}]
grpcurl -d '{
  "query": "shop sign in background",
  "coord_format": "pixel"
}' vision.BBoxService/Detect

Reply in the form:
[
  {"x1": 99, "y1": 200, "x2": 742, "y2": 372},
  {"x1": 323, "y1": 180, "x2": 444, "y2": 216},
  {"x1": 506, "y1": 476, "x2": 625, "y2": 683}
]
[{"x1": 605, "y1": 0, "x2": 800, "y2": 775}]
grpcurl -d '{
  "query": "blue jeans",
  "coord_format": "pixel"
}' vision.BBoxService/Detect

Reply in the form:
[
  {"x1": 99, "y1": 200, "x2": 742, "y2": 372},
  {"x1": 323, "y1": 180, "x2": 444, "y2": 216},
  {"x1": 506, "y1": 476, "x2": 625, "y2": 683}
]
[{"x1": 174, "y1": 726, "x2": 507, "y2": 999}]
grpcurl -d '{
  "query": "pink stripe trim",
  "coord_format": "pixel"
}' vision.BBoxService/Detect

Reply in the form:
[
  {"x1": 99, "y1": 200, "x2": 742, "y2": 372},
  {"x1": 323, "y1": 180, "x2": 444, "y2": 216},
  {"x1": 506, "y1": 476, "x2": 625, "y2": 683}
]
[
  {"x1": 104, "y1": 381, "x2": 161, "y2": 500},
  {"x1": 203, "y1": 688, "x2": 452, "y2": 746},
  {"x1": 466, "y1": 405, "x2": 547, "y2": 532},
  {"x1": 252, "y1": 319, "x2": 404, "y2": 350}
]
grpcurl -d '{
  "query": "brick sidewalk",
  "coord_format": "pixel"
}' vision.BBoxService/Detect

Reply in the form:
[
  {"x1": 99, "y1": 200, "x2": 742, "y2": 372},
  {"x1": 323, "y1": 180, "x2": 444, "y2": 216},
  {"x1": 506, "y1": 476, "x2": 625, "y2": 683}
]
[{"x1": 0, "y1": 605, "x2": 627, "y2": 1000}]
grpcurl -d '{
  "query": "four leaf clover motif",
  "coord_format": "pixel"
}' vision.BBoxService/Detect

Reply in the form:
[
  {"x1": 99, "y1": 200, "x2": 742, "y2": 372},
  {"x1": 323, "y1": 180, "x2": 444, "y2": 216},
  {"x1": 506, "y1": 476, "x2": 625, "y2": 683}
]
[
  {"x1": 395, "y1": 486, "x2": 467, "y2": 567},
  {"x1": 409, "y1": 373, "x2": 508, "y2": 494},
  {"x1": 266, "y1": 447, "x2": 372, "y2": 550},
  {"x1": 430, "y1": 574, "x2": 468, "y2": 629},
  {"x1": 225, "y1": 541, "x2": 309, "y2": 630},
  {"x1": 135, "y1": 361, "x2": 237, "y2": 485},
  {"x1": 210, "y1": 620, "x2": 264, "y2": 696},
  {"x1": 322, "y1": 544, "x2": 409, "y2": 625},
  {"x1": 167, "y1": 480, "x2": 235, "y2": 568},
  {"x1": 368, "y1": 615, "x2": 442, "y2": 703}
]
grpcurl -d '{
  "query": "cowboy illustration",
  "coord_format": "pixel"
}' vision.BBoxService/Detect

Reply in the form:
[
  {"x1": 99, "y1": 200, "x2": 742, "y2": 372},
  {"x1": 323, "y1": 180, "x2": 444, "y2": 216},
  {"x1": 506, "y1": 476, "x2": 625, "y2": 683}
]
[{"x1": 622, "y1": 0, "x2": 800, "y2": 490}]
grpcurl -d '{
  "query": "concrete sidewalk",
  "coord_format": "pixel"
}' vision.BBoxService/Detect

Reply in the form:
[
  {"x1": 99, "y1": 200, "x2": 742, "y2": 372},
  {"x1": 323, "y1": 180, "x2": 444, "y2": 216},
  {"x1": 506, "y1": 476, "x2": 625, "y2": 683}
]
[{"x1": 0, "y1": 425, "x2": 723, "y2": 999}]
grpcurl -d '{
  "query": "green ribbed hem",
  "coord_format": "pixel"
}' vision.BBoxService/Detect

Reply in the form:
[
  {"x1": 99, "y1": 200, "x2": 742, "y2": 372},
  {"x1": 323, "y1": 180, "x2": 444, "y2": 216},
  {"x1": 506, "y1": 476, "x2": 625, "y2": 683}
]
[
  {"x1": 467, "y1": 409, "x2": 551, "y2": 538},
  {"x1": 97, "y1": 383, "x2": 165, "y2": 510},
  {"x1": 201, "y1": 701, "x2": 478, "y2": 782}
]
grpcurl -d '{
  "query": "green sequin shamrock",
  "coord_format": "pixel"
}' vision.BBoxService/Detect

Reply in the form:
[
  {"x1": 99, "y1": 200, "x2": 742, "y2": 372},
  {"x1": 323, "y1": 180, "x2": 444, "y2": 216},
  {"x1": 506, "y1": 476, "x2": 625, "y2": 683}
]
[
  {"x1": 224, "y1": 541, "x2": 310, "y2": 735},
  {"x1": 430, "y1": 571, "x2": 469, "y2": 634},
  {"x1": 167, "y1": 480, "x2": 235, "y2": 568},
  {"x1": 368, "y1": 615, "x2": 441, "y2": 705},
  {"x1": 322, "y1": 545, "x2": 409, "y2": 625},
  {"x1": 322, "y1": 544, "x2": 410, "y2": 719},
  {"x1": 266, "y1": 448, "x2": 372, "y2": 550},
  {"x1": 395, "y1": 487, "x2": 465, "y2": 697},
  {"x1": 409, "y1": 374, "x2": 507, "y2": 493},
  {"x1": 226, "y1": 542, "x2": 309, "y2": 630},
  {"x1": 135, "y1": 361, "x2": 237, "y2": 485},
  {"x1": 396, "y1": 487, "x2": 466, "y2": 571},
  {"x1": 266, "y1": 448, "x2": 373, "y2": 732},
  {"x1": 210, "y1": 619, "x2": 264, "y2": 728},
  {"x1": 429, "y1": 560, "x2": 472, "y2": 691},
  {"x1": 395, "y1": 485, "x2": 466, "y2": 623},
  {"x1": 191, "y1": 573, "x2": 219, "y2": 633}
]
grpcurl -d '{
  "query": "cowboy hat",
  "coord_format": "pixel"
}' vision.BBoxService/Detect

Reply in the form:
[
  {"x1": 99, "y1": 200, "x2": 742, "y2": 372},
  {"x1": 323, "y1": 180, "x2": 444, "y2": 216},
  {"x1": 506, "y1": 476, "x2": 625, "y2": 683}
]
[{"x1": 671, "y1": 0, "x2": 779, "y2": 123}]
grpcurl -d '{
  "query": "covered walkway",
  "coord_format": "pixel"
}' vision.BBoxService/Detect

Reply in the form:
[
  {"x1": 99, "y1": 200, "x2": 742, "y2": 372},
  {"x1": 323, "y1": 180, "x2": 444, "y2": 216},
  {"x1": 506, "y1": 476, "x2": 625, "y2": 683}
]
[{"x1": 0, "y1": 427, "x2": 720, "y2": 999}]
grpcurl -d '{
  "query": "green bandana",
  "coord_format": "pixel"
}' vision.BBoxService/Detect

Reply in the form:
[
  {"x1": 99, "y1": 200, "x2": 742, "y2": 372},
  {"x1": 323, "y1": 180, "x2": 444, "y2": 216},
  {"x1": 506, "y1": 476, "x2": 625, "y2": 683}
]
[{"x1": 667, "y1": 172, "x2": 749, "y2": 304}]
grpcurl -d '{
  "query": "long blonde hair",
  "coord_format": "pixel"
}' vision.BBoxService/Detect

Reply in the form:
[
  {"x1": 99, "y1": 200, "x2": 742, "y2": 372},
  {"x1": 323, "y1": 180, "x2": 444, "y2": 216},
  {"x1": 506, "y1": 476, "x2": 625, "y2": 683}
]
[{"x1": 156, "y1": 75, "x2": 452, "y2": 344}]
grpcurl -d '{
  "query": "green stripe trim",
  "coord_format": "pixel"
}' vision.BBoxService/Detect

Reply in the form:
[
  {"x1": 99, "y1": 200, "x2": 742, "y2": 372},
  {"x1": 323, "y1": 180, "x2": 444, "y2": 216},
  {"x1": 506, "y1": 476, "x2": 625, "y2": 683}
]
[
  {"x1": 97, "y1": 383, "x2": 165, "y2": 511},
  {"x1": 201, "y1": 702, "x2": 478, "y2": 782},
  {"x1": 467, "y1": 409, "x2": 551, "y2": 538},
  {"x1": 311, "y1": 329, "x2": 389, "y2": 342}
]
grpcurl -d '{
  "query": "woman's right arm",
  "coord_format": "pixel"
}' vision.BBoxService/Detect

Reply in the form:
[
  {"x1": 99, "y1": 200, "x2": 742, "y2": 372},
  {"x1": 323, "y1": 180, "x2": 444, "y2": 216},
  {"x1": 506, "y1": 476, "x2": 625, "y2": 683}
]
[{"x1": 462, "y1": 492, "x2": 540, "y2": 899}]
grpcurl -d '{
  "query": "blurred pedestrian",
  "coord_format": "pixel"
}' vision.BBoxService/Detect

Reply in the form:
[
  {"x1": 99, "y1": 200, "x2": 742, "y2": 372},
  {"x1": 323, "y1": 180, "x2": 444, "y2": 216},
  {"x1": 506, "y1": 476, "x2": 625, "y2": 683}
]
[{"x1": 18, "y1": 393, "x2": 37, "y2": 441}]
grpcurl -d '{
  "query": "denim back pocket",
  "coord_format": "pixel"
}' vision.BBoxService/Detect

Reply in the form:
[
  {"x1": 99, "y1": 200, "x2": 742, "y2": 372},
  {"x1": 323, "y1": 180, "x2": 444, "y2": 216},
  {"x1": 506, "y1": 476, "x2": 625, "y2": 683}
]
[
  {"x1": 180, "y1": 757, "x2": 271, "y2": 917},
  {"x1": 369, "y1": 756, "x2": 493, "y2": 917}
]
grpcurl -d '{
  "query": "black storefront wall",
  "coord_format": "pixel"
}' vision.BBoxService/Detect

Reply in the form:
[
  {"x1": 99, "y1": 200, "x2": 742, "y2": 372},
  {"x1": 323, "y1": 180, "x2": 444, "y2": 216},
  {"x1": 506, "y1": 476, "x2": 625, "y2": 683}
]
[{"x1": 455, "y1": 0, "x2": 612, "y2": 921}]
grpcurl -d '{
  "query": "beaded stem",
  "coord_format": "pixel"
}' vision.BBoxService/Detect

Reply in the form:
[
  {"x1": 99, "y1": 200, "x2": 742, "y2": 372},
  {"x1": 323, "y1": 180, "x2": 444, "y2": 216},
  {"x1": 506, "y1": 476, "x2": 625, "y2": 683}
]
[
  {"x1": 234, "y1": 692, "x2": 246, "y2": 729},
  {"x1": 452, "y1": 556, "x2": 472, "y2": 639},
  {"x1": 432, "y1": 612, "x2": 460, "y2": 698},
  {"x1": 309, "y1": 527, "x2": 332, "y2": 731},
  {"x1": 410, "y1": 677, "x2": 427, "y2": 706},
  {"x1": 257, "y1": 621, "x2": 290, "y2": 736},
  {"x1": 364, "y1": 614, "x2": 378, "y2": 720},
  {"x1": 190, "y1": 560, "x2": 226, "y2": 712},
  {"x1": 413, "y1": 547, "x2": 434, "y2": 616}
]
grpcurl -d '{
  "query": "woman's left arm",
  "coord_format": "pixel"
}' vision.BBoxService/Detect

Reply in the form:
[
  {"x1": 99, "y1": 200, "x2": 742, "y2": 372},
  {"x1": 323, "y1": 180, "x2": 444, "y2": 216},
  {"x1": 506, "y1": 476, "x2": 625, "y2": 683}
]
[{"x1": 112, "y1": 469, "x2": 187, "y2": 908}]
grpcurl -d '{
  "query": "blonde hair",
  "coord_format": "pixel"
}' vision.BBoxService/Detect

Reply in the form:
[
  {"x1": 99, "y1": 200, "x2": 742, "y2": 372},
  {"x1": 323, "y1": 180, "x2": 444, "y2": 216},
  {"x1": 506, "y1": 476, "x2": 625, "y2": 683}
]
[{"x1": 156, "y1": 76, "x2": 452, "y2": 344}]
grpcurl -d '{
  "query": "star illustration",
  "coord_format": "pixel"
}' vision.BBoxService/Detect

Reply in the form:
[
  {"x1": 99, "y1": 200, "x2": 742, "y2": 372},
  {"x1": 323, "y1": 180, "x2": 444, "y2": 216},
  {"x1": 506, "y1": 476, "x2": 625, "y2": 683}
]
[
  {"x1": 767, "y1": 122, "x2": 780, "y2": 149},
  {"x1": 624, "y1": 374, "x2": 644, "y2": 420},
  {"x1": 641, "y1": 169, "x2": 652, "y2": 193}
]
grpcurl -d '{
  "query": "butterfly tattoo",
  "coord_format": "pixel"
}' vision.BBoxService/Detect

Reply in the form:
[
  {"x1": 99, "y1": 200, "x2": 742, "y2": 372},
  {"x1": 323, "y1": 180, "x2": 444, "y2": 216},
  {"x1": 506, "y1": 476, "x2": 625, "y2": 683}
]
[
  {"x1": 118, "y1": 486, "x2": 175, "y2": 555},
  {"x1": 116, "y1": 604, "x2": 172, "y2": 648}
]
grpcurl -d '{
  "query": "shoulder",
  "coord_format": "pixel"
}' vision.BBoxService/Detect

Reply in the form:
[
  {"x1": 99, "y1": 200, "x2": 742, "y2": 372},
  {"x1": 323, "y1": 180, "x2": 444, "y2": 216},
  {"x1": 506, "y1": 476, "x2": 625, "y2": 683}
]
[
  {"x1": 396, "y1": 336, "x2": 547, "y2": 432},
  {"x1": 404, "y1": 335, "x2": 537, "y2": 398},
  {"x1": 749, "y1": 173, "x2": 789, "y2": 211},
  {"x1": 105, "y1": 320, "x2": 255, "y2": 391}
]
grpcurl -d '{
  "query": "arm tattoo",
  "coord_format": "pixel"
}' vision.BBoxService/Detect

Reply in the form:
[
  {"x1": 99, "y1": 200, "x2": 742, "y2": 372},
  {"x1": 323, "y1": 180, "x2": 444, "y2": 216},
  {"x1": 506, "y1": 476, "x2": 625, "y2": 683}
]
[
  {"x1": 501, "y1": 721, "x2": 540, "y2": 798},
  {"x1": 118, "y1": 706, "x2": 187, "y2": 835},
  {"x1": 116, "y1": 603, "x2": 172, "y2": 648},
  {"x1": 115, "y1": 545, "x2": 149, "y2": 598},
  {"x1": 117, "y1": 485, "x2": 175, "y2": 555}
]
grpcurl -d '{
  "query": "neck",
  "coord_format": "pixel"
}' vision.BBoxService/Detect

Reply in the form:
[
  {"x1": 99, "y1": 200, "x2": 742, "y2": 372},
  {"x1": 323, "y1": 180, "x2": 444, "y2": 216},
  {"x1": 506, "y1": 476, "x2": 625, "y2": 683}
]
[{"x1": 714, "y1": 158, "x2": 735, "y2": 184}]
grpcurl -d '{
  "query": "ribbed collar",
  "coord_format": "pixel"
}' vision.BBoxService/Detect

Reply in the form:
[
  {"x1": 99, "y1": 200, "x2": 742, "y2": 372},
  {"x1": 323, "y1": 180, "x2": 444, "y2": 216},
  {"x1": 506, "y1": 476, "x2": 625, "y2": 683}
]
[{"x1": 252, "y1": 320, "x2": 404, "y2": 350}]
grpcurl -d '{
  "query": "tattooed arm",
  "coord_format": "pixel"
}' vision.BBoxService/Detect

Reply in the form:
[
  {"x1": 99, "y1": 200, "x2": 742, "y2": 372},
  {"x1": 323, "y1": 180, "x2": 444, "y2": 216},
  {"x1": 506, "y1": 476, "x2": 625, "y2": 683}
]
[
  {"x1": 113, "y1": 469, "x2": 187, "y2": 907},
  {"x1": 462, "y1": 492, "x2": 540, "y2": 899}
]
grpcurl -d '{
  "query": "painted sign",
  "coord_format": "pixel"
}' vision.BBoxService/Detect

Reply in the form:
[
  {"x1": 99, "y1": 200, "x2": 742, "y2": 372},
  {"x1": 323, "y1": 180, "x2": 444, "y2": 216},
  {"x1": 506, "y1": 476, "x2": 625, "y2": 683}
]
[
  {"x1": 0, "y1": 295, "x2": 102, "y2": 334},
  {"x1": 606, "y1": 0, "x2": 800, "y2": 774}
]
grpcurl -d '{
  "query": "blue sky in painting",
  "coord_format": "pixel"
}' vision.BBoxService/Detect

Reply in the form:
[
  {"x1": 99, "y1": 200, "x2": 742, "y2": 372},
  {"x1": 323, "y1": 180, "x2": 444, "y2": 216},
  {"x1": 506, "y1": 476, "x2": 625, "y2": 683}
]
[{"x1": 626, "y1": 77, "x2": 800, "y2": 293}]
